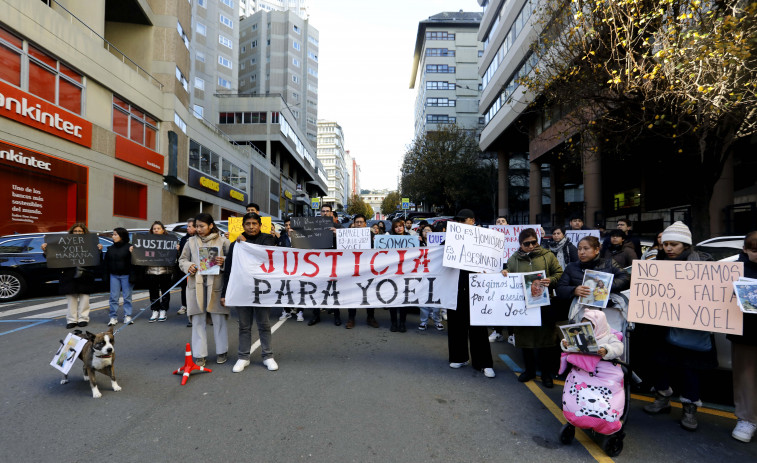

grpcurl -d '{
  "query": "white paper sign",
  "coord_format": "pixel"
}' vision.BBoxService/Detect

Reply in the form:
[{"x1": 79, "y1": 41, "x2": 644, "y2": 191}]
[
  {"x1": 426, "y1": 232, "x2": 446, "y2": 246},
  {"x1": 443, "y1": 222, "x2": 506, "y2": 273},
  {"x1": 336, "y1": 228, "x2": 372, "y2": 249},
  {"x1": 50, "y1": 333, "x2": 87, "y2": 374},
  {"x1": 374, "y1": 235, "x2": 420, "y2": 249},
  {"x1": 489, "y1": 224, "x2": 542, "y2": 260},
  {"x1": 469, "y1": 273, "x2": 541, "y2": 326},
  {"x1": 565, "y1": 229, "x2": 601, "y2": 245}
]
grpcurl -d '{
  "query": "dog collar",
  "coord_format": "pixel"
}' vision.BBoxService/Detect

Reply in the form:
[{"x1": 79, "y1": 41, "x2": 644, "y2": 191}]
[{"x1": 95, "y1": 354, "x2": 112, "y2": 359}]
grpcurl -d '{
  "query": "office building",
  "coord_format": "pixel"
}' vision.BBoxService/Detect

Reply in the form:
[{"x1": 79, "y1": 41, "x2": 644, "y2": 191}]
[{"x1": 316, "y1": 120, "x2": 348, "y2": 210}]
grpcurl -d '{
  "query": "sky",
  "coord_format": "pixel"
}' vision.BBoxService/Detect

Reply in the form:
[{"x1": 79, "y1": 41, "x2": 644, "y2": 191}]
[{"x1": 308, "y1": 0, "x2": 483, "y2": 192}]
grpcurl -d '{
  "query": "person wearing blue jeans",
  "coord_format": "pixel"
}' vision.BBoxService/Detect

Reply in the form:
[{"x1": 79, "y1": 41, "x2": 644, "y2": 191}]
[
  {"x1": 418, "y1": 307, "x2": 444, "y2": 331},
  {"x1": 104, "y1": 227, "x2": 133, "y2": 326}
]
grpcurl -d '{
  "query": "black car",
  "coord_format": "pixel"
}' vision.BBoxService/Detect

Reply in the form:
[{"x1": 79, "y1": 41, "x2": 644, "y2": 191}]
[{"x1": 0, "y1": 232, "x2": 113, "y2": 302}]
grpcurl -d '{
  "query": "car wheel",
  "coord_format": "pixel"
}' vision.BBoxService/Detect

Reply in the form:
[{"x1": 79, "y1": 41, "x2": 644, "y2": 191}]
[{"x1": 0, "y1": 270, "x2": 27, "y2": 302}]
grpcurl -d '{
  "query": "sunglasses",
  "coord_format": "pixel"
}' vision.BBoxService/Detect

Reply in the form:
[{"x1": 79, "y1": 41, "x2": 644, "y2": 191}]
[{"x1": 522, "y1": 240, "x2": 538, "y2": 247}]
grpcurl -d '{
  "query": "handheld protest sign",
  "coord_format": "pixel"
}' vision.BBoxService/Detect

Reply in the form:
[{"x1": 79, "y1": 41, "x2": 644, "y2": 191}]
[
  {"x1": 426, "y1": 232, "x2": 446, "y2": 246},
  {"x1": 565, "y1": 229, "x2": 600, "y2": 245},
  {"x1": 261, "y1": 216, "x2": 272, "y2": 234},
  {"x1": 443, "y1": 222, "x2": 505, "y2": 273},
  {"x1": 228, "y1": 217, "x2": 243, "y2": 242},
  {"x1": 628, "y1": 260, "x2": 744, "y2": 334},
  {"x1": 44, "y1": 233, "x2": 100, "y2": 268},
  {"x1": 131, "y1": 233, "x2": 179, "y2": 266},
  {"x1": 374, "y1": 235, "x2": 420, "y2": 249},
  {"x1": 469, "y1": 273, "x2": 540, "y2": 326},
  {"x1": 336, "y1": 227, "x2": 371, "y2": 249},
  {"x1": 489, "y1": 224, "x2": 542, "y2": 260},
  {"x1": 290, "y1": 216, "x2": 334, "y2": 249},
  {"x1": 50, "y1": 333, "x2": 87, "y2": 374}
]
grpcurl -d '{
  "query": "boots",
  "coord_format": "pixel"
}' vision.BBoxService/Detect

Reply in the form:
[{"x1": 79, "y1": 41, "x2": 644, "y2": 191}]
[
  {"x1": 643, "y1": 390, "x2": 672, "y2": 414},
  {"x1": 680, "y1": 403, "x2": 698, "y2": 431}
]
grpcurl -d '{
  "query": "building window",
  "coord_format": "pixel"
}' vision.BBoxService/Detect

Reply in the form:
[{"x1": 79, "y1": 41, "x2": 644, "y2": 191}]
[
  {"x1": 252, "y1": 23, "x2": 257, "y2": 31},
  {"x1": 427, "y1": 114, "x2": 456, "y2": 123},
  {"x1": 426, "y1": 81, "x2": 455, "y2": 90},
  {"x1": 177, "y1": 22, "x2": 189, "y2": 49},
  {"x1": 196, "y1": 22, "x2": 206, "y2": 36},
  {"x1": 113, "y1": 177, "x2": 147, "y2": 219},
  {"x1": 193, "y1": 105, "x2": 203, "y2": 119},
  {"x1": 292, "y1": 75, "x2": 300, "y2": 84},
  {"x1": 293, "y1": 25, "x2": 301, "y2": 34},
  {"x1": 218, "y1": 55, "x2": 232, "y2": 69},
  {"x1": 308, "y1": 67, "x2": 318, "y2": 77},
  {"x1": 308, "y1": 36, "x2": 318, "y2": 46},
  {"x1": 196, "y1": 51, "x2": 205, "y2": 62},
  {"x1": 197, "y1": 0, "x2": 206, "y2": 7},
  {"x1": 425, "y1": 31, "x2": 455, "y2": 40},
  {"x1": 220, "y1": 0, "x2": 233, "y2": 7},
  {"x1": 175, "y1": 66, "x2": 188, "y2": 92},
  {"x1": 220, "y1": 14, "x2": 233, "y2": 29},
  {"x1": 308, "y1": 51, "x2": 318, "y2": 62},
  {"x1": 292, "y1": 57, "x2": 300, "y2": 67},
  {"x1": 113, "y1": 96, "x2": 158, "y2": 149},
  {"x1": 218, "y1": 77, "x2": 231, "y2": 89},
  {"x1": 218, "y1": 112, "x2": 267, "y2": 124},
  {"x1": 425, "y1": 64, "x2": 455, "y2": 73},
  {"x1": 426, "y1": 98, "x2": 455, "y2": 107},
  {"x1": 251, "y1": 40, "x2": 257, "y2": 48},
  {"x1": 174, "y1": 112, "x2": 186, "y2": 134},
  {"x1": 425, "y1": 48, "x2": 455, "y2": 57},
  {"x1": 308, "y1": 83, "x2": 318, "y2": 94},
  {"x1": 293, "y1": 41, "x2": 301, "y2": 51},
  {"x1": 194, "y1": 77, "x2": 205, "y2": 90},
  {"x1": 219, "y1": 35, "x2": 232, "y2": 49}
]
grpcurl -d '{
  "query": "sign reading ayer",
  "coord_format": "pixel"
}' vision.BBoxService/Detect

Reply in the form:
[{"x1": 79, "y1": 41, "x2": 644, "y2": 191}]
[{"x1": 443, "y1": 222, "x2": 506, "y2": 273}]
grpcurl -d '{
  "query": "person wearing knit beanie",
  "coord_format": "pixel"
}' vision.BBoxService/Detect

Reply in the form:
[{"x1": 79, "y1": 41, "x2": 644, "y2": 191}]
[{"x1": 661, "y1": 221, "x2": 692, "y2": 246}]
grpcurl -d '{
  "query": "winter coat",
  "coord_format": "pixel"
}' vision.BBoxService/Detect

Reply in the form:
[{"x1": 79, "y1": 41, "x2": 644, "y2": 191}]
[
  {"x1": 57, "y1": 266, "x2": 97, "y2": 295},
  {"x1": 507, "y1": 246, "x2": 564, "y2": 348},
  {"x1": 104, "y1": 241, "x2": 132, "y2": 276},
  {"x1": 727, "y1": 252, "x2": 757, "y2": 346},
  {"x1": 222, "y1": 232, "x2": 276, "y2": 300},
  {"x1": 561, "y1": 309, "x2": 624, "y2": 360},
  {"x1": 556, "y1": 257, "x2": 631, "y2": 300},
  {"x1": 178, "y1": 233, "x2": 230, "y2": 317},
  {"x1": 545, "y1": 238, "x2": 579, "y2": 270},
  {"x1": 600, "y1": 240, "x2": 637, "y2": 268}
]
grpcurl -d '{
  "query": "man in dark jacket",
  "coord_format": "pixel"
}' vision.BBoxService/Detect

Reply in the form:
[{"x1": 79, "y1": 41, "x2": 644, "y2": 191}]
[
  {"x1": 221, "y1": 212, "x2": 278, "y2": 374},
  {"x1": 601, "y1": 229, "x2": 638, "y2": 267}
]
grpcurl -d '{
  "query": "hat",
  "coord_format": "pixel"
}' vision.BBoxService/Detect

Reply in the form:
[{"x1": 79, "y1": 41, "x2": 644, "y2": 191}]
[
  {"x1": 661, "y1": 221, "x2": 692, "y2": 245},
  {"x1": 455, "y1": 209, "x2": 475, "y2": 220}
]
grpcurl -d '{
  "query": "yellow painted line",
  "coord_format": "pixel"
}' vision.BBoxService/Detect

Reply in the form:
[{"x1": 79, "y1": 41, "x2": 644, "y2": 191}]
[{"x1": 517, "y1": 373, "x2": 615, "y2": 463}]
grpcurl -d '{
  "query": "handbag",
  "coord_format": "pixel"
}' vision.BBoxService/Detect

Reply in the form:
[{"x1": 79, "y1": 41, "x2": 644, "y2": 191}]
[{"x1": 666, "y1": 327, "x2": 713, "y2": 352}]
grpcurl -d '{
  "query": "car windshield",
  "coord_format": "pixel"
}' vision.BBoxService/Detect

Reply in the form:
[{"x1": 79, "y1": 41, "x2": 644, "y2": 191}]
[{"x1": 696, "y1": 245, "x2": 741, "y2": 262}]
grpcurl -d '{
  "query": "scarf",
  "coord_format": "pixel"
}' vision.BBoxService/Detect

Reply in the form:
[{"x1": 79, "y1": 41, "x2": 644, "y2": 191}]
[
  {"x1": 547, "y1": 237, "x2": 568, "y2": 269},
  {"x1": 191, "y1": 232, "x2": 222, "y2": 312}
]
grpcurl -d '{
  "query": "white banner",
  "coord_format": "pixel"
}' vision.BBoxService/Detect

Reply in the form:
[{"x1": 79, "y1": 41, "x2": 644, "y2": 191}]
[
  {"x1": 489, "y1": 224, "x2": 542, "y2": 260},
  {"x1": 225, "y1": 244, "x2": 459, "y2": 309},
  {"x1": 469, "y1": 273, "x2": 541, "y2": 326},
  {"x1": 565, "y1": 229, "x2": 600, "y2": 245},
  {"x1": 336, "y1": 227, "x2": 371, "y2": 249},
  {"x1": 443, "y1": 222, "x2": 506, "y2": 273}
]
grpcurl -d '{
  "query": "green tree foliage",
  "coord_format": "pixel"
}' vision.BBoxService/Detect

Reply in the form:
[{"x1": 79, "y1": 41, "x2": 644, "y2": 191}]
[
  {"x1": 520, "y1": 0, "x2": 757, "y2": 238},
  {"x1": 381, "y1": 191, "x2": 401, "y2": 215},
  {"x1": 347, "y1": 194, "x2": 374, "y2": 218},
  {"x1": 400, "y1": 125, "x2": 496, "y2": 218}
]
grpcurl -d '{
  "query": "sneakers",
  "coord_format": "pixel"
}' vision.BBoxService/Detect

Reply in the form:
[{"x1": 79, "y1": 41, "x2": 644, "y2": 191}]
[
  {"x1": 216, "y1": 353, "x2": 228, "y2": 364},
  {"x1": 680, "y1": 402, "x2": 698, "y2": 431},
  {"x1": 195, "y1": 357, "x2": 206, "y2": 367},
  {"x1": 149, "y1": 311, "x2": 159, "y2": 323},
  {"x1": 418, "y1": 323, "x2": 427, "y2": 331},
  {"x1": 643, "y1": 389, "x2": 672, "y2": 414},
  {"x1": 263, "y1": 358, "x2": 279, "y2": 371},
  {"x1": 108, "y1": 317, "x2": 118, "y2": 326},
  {"x1": 177, "y1": 306, "x2": 187, "y2": 315},
  {"x1": 489, "y1": 332, "x2": 504, "y2": 342},
  {"x1": 123, "y1": 316, "x2": 133, "y2": 325},
  {"x1": 483, "y1": 368, "x2": 496, "y2": 378},
  {"x1": 449, "y1": 361, "x2": 469, "y2": 369},
  {"x1": 279, "y1": 310, "x2": 292, "y2": 321},
  {"x1": 435, "y1": 323, "x2": 445, "y2": 331},
  {"x1": 296, "y1": 311, "x2": 304, "y2": 322},
  {"x1": 441, "y1": 309, "x2": 447, "y2": 321},
  {"x1": 232, "y1": 359, "x2": 250, "y2": 373},
  {"x1": 732, "y1": 420, "x2": 757, "y2": 442},
  {"x1": 158, "y1": 310, "x2": 167, "y2": 322}
]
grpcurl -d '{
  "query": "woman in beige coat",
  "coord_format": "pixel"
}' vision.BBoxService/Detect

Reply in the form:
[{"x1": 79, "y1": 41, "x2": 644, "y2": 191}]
[{"x1": 179, "y1": 213, "x2": 230, "y2": 366}]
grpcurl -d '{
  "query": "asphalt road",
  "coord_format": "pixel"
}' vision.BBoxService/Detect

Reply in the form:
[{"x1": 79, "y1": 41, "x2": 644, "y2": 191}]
[{"x1": 1, "y1": 292, "x2": 755, "y2": 463}]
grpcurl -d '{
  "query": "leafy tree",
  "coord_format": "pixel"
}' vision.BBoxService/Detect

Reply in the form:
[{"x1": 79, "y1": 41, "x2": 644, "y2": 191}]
[
  {"x1": 347, "y1": 194, "x2": 374, "y2": 218},
  {"x1": 381, "y1": 191, "x2": 401, "y2": 215},
  {"x1": 401, "y1": 125, "x2": 496, "y2": 218},
  {"x1": 519, "y1": 0, "x2": 757, "y2": 238}
]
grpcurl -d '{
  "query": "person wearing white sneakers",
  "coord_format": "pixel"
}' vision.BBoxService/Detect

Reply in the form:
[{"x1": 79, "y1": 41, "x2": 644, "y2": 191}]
[
  {"x1": 104, "y1": 227, "x2": 133, "y2": 327},
  {"x1": 141, "y1": 221, "x2": 177, "y2": 323},
  {"x1": 221, "y1": 212, "x2": 278, "y2": 374}
]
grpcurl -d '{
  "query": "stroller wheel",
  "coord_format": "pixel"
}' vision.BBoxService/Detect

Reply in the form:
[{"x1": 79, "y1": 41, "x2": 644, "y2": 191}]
[
  {"x1": 559, "y1": 423, "x2": 575, "y2": 445},
  {"x1": 602, "y1": 432, "x2": 624, "y2": 457}
]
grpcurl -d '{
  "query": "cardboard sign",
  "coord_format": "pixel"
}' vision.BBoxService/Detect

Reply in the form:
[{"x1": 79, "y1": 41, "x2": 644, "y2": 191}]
[
  {"x1": 130, "y1": 233, "x2": 178, "y2": 266},
  {"x1": 44, "y1": 234, "x2": 100, "y2": 268},
  {"x1": 489, "y1": 224, "x2": 542, "y2": 260},
  {"x1": 628, "y1": 260, "x2": 744, "y2": 334},
  {"x1": 261, "y1": 216, "x2": 272, "y2": 234},
  {"x1": 469, "y1": 273, "x2": 541, "y2": 326},
  {"x1": 565, "y1": 229, "x2": 601, "y2": 245},
  {"x1": 336, "y1": 227, "x2": 372, "y2": 249},
  {"x1": 228, "y1": 217, "x2": 244, "y2": 242},
  {"x1": 426, "y1": 232, "x2": 446, "y2": 247},
  {"x1": 443, "y1": 222, "x2": 505, "y2": 273},
  {"x1": 374, "y1": 235, "x2": 420, "y2": 249},
  {"x1": 50, "y1": 333, "x2": 87, "y2": 374},
  {"x1": 290, "y1": 216, "x2": 335, "y2": 249}
]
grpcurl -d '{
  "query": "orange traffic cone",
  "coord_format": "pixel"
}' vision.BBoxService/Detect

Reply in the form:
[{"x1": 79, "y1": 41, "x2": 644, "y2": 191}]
[{"x1": 172, "y1": 343, "x2": 211, "y2": 385}]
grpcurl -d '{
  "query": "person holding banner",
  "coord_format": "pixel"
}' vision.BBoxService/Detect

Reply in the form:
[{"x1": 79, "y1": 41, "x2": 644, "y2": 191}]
[
  {"x1": 178, "y1": 219, "x2": 196, "y2": 325},
  {"x1": 104, "y1": 228, "x2": 133, "y2": 326},
  {"x1": 41, "y1": 223, "x2": 103, "y2": 329},
  {"x1": 447, "y1": 209, "x2": 495, "y2": 378},
  {"x1": 504, "y1": 228, "x2": 564, "y2": 387},
  {"x1": 308, "y1": 204, "x2": 343, "y2": 326},
  {"x1": 345, "y1": 214, "x2": 380, "y2": 329},
  {"x1": 388, "y1": 218, "x2": 411, "y2": 332},
  {"x1": 179, "y1": 213, "x2": 231, "y2": 367},
  {"x1": 143, "y1": 221, "x2": 177, "y2": 323},
  {"x1": 221, "y1": 212, "x2": 279, "y2": 373},
  {"x1": 642, "y1": 221, "x2": 717, "y2": 432},
  {"x1": 418, "y1": 223, "x2": 444, "y2": 332}
]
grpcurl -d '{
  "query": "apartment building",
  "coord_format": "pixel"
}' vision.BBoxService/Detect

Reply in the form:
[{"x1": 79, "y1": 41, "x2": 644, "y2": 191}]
[
  {"x1": 316, "y1": 120, "x2": 347, "y2": 210},
  {"x1": 239, "y1": 0, "x2": 309, "y2": 19},
  {"x1": 238, "y1": 10, "x2": 319, "y2": 145},
  {"x1": 410, "y1": 11, "x2": 483, "y2": 140}
]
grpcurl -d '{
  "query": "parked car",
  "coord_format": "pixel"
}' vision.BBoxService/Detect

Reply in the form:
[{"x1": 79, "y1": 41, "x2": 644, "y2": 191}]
[{"x1": 0, "y1": 232, "x2": 114, "y2": 302}]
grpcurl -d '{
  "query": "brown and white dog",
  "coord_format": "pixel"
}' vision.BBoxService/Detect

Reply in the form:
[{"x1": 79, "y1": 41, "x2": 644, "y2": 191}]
[{"x1": 61, "y1": 327, "x2": 121, "y2": 398}]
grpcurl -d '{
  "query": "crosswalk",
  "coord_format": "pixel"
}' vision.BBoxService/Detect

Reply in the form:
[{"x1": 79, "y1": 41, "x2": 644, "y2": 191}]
[{"x1": 0, "y1": 291, "x2": 150, "y2": 320}]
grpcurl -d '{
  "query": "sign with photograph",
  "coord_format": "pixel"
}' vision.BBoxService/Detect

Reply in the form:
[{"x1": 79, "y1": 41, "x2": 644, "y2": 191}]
[
  {"x1": 50, "y1": 333, "x2": 87, "y2": 374},
  {"x1": 468, "y1": 273, "x2": 541, "y2": 326},
  {"x1": 44, "y1": 234, "x2": 100, "y2": 268},
  {"x1": 374, "y1": 235, "x2": 420, "y2": 249},
  {"x1": 733, "y1": 279, "x2": 757, "y2": 314},
  {"x1": 560, "y1": 322, "x2": 599, "y2": 353},
  {"x1": 336, "y1": 227, "x2": 372, "y2": 249},
  {"x1": 628, "y1": 260, "x2": 744, "y2": 334},
  {"x1": 443, "y1": 222, "x2": 506, "y2": 273},
  {"x1": 130, "y1": 233, "x2": 179, "y2": 266},
  {"x1": 198, "y1": 246, "x2": 221, "y2": 275},
  {"x1": 578, "y1": 270, "x2": 615, "y2": 309},
  {"x1": 520, "y1": 270, "x2": 551, "y2": 308}
]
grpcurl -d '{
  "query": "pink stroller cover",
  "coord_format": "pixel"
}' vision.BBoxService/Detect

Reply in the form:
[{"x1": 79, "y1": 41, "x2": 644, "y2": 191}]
[{"x1": 560, "y1": 352, "x2": 625, "y2": 435}]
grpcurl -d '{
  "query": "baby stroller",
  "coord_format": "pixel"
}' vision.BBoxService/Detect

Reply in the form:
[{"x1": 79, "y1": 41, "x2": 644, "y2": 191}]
[{"x1": 558, "y1": 293, "x2": 639, "y2": 457}]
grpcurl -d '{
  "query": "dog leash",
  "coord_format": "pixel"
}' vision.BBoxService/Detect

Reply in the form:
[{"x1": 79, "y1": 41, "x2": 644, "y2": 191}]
[{"x1": 114, "y1": 273, "x2": 190, "y2": 334}]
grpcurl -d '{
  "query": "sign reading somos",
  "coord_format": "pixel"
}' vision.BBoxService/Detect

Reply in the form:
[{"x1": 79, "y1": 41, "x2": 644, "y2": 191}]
[
  {"x1": 628, "y1": 260, "x2": 744, "y2": 334},
  {"x1": 224, "y1": 244, "x2": 459, "y2": 309},
  {"x1": 374, "y1": 235, "x2": 420, "y2": 249},
  {"x1": 443, "y1": 222, "x2": 506, "y2": 273}
]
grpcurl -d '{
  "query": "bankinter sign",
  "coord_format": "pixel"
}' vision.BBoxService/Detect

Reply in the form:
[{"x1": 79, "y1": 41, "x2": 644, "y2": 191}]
[{"x1": 0, "y1": 80, "x2": 92, "y2": 148}]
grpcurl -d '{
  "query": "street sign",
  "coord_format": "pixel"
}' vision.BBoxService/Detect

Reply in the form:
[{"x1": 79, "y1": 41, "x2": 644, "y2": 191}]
[
  {"x1": 401, "y1": 197, "x2": 410, "y2": 210},
  {"x1": 310, "y1": 197, "x2": 320, "y2": 210}
]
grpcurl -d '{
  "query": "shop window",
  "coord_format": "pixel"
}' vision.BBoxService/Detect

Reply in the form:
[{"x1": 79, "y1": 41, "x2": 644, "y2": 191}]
[
  {"x1": 0, "y1": 28, "x2": 22, "y2": 86},
  {"x1": 112, "y1": 96, "x2": 158, "y2": 150},
  {"x1": 113, "y1": 176, "x2": 147, "y2": 219}
]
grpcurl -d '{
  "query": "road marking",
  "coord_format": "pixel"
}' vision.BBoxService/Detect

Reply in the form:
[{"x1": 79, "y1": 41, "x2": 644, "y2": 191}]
[
  {"x1": 247, "y1": 317, "x2": 286, "y2": 356},
  {"x1": 0, "y1": 319, "x2": 52, "y2": 336}
]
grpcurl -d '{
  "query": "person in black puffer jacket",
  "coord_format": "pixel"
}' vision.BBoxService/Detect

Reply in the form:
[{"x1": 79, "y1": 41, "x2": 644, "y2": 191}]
[
  {"x1": 104, "y1": 227, "x2": 133, "y2": 326},
  {"x1": 556, "y1": 235, "x2": 630, "y2": 301},
  {"x1": 600, "y1": 229, "x2": 638, "y2": 268},
  {"x1": 729, "y1": 231, "x2": 757, "y2": 442}
]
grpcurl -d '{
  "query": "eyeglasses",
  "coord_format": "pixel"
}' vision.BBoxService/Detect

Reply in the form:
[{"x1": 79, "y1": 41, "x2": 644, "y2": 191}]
[{"x1": 522, "y1": 240, "x2": 538, "y2": 247}]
